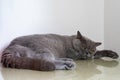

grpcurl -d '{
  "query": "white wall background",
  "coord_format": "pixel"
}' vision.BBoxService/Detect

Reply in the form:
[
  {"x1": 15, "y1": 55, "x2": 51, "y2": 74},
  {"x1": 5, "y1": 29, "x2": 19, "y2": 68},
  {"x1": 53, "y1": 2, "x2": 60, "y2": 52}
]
[
  {"x1": 104, "y1": 0, "x2": 120, "y2": 54},
  {"x1": 0, "y1": 0, "x2": 104, "y2": 52}
]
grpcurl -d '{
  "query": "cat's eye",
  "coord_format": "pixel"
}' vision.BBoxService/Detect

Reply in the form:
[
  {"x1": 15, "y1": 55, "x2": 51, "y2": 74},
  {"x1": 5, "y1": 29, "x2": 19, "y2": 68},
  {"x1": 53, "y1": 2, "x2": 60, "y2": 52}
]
[
  {"x1": 90, "y1": 49, "x2": 95, "y2": 52},
  {"x1": 81, "y1": 44, "x2": 87, "y2": 50},
  {"x1": 81, "y1": 46, "x2": 86, "y2": 50}
]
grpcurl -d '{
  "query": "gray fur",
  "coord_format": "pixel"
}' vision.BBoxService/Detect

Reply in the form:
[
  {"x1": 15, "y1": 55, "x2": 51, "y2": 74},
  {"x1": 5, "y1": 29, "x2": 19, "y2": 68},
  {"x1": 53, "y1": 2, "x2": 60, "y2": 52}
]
[{"x1": 1, "y1": 31, "x2": 119, "y2": 71}]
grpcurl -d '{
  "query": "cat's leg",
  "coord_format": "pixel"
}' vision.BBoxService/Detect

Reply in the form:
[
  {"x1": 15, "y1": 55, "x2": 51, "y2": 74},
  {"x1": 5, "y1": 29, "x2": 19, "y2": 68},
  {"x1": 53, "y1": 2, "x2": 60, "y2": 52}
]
[
  {"x1": 34, "y1": 52, "x2": 76, "y2": 70},
  {"x1": 1, "y1": 45, "x2": 55, "y2": 71},
  {"x1": 94, "y1": 50, "x2": 119, "y2": 59},
  {"x1": 54, "y1": 59, "x2": 76, "y2": 70},
  {"x1": 2, "y1": 45, "x2": 76, "y2": 71}
]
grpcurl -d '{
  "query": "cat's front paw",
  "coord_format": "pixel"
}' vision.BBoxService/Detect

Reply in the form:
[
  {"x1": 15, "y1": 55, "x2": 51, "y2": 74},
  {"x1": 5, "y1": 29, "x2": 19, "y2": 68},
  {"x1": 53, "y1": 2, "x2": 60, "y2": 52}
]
[
  {"x1": 103, "y1": 50, "x2": 119, "y2": 59},
  {"x1": 109, "y1": 51, "x2": 119, "y2": 59},
  {"x1": 94, "y1": 50, "x2": 119, "y2": 59},
  {"x1": 64, "y1": 61, "x2": 76, "y2": 70}
]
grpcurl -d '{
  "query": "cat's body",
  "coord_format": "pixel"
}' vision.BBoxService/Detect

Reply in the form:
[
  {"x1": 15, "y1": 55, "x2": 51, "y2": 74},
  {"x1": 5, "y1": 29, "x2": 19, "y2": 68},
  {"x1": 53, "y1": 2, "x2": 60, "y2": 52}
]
[{"x1": 1, "y1": 31, "x2": 119, "y2": 71}]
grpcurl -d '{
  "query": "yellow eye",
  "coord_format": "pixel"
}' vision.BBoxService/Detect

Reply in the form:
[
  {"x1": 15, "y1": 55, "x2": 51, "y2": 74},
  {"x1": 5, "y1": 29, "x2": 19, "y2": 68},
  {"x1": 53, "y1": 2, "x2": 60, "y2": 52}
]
[
  {"x1": 90, "y1": 49, "x2": 95, "y2": 52},
  {"x1": 81, "y1": 44, "x2": 87, "y2": 50},
  {"x1": 81, "y1": 46, "x2": 86, "y2": 50}
]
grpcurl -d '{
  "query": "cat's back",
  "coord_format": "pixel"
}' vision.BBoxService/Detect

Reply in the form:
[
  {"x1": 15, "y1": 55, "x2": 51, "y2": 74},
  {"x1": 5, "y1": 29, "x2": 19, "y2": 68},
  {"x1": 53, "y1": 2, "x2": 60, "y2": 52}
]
[{"x1": 9, "y1": 34, "x2": 68, "y2": 47}]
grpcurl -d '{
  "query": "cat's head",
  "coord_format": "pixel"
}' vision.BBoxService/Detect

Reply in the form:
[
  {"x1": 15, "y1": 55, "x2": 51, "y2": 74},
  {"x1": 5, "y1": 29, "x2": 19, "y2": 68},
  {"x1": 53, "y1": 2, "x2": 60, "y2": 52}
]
[{"x1": 73, "y1": 31, "x2": 102, "y2": 60}]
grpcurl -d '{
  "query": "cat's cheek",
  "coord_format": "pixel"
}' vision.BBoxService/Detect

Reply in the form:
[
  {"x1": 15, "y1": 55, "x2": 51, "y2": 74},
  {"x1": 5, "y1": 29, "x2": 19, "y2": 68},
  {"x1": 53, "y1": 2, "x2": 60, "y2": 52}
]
[{"x1": 72, "y1": 39, "x2": 81, "y2": 51}]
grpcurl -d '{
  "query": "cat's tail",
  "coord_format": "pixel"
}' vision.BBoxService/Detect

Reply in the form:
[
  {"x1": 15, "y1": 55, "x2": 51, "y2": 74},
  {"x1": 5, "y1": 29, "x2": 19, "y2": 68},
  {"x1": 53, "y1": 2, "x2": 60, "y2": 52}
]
[{"x1": 1, "y1": 51, "x2": 55, "y2": 71}]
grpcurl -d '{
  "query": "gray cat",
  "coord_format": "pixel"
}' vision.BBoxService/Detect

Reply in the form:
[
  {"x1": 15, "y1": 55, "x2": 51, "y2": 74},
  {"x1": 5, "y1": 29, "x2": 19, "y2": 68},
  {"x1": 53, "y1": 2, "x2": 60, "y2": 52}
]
[{"x1": 1, "y1": 31, "x2": 119, "y2": 71}]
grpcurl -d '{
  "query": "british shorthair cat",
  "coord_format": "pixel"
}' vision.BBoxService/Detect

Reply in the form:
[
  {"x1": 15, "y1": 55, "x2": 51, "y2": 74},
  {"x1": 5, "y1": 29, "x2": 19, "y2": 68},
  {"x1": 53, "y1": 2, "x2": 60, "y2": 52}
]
[{"x1": 1, "y1": 31, "x2": 119, "y2": 71}]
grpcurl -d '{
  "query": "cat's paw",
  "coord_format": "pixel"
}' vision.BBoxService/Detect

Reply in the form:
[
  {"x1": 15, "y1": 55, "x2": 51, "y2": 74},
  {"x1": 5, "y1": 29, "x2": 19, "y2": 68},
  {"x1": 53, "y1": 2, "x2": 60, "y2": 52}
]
[
  {"x1": 94, "y1": 50, "x2": 119, "y2": 59},
  {"x1": 63, "y1": 61, "x2": 76, "y2": 70},
  {"x1": 109, "y1": 51, "x2": 119, "y2": 59},
  {"x1": 104, "y1": 50, "x2": 119, "y2": 59},
  {"x1": 55, "y1": 60, "x2": 76, "y2": 70}
]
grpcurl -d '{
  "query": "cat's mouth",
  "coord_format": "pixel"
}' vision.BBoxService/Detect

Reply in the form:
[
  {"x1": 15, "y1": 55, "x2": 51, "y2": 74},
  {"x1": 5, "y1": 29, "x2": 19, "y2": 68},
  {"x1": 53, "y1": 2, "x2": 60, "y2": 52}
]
[{"x1": 76, "y1": 49, "x2": 95, "y2": 60}]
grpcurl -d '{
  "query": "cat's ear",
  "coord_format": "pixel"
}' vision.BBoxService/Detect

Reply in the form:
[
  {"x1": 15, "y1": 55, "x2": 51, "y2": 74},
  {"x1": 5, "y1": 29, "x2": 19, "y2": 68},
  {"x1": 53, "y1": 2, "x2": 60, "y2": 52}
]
[
  {"x1": 95, "y1": 42, "x2": 102, "y2": 47},
  {"x1": 77, "y1": 31, "x2": 86, "y2": 43},
  {"x1": 77, "y1": 31, "x2": 83, "y2": 39}
]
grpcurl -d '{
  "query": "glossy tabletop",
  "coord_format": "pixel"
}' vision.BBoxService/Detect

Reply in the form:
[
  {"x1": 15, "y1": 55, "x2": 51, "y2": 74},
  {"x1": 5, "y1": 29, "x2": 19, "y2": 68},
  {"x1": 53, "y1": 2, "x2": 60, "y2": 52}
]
[{"x1": 0, "y1": 59, "x2": 120, "y2": 80}]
